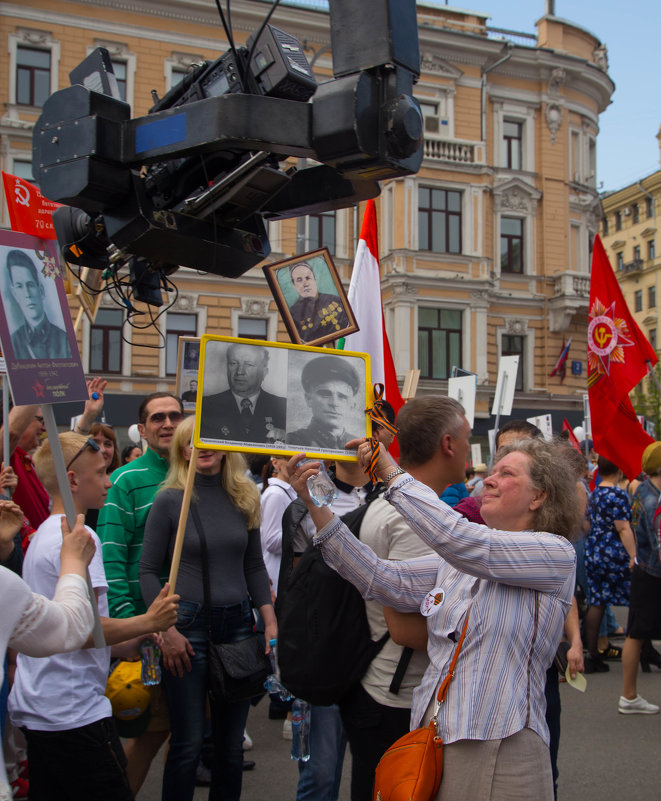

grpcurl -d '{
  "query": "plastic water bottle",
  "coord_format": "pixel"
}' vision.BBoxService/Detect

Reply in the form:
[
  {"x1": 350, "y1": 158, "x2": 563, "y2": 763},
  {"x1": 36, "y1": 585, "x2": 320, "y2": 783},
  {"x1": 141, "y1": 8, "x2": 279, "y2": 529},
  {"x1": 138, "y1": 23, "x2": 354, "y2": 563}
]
[
  {"x1": 290, "y1": 698, "x2": 311, "y2": 761},
  {"x1": 300, "y1": 459, "x2": 338, "y2": 507},
  {"x1": 264, "y1": 639, "x2": 293, "y2": 700},
  {"x1": 140, "y1": 639, "x2": 161, "y2": 686}
]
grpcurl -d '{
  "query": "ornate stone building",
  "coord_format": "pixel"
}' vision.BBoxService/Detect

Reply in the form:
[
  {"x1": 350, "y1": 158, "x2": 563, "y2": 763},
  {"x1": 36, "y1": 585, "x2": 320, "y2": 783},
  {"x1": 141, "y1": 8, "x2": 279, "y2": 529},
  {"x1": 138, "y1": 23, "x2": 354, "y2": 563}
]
[{"x1": 0, "y1": 0, "x2": 614, "y2": 435}]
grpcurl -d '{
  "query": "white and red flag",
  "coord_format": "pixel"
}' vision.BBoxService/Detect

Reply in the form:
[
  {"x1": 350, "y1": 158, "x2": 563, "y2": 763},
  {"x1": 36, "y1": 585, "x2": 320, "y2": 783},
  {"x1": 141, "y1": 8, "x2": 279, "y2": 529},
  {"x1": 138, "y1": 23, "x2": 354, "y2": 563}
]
[{"x1": 339, "y1": 200, "x2": 404, "y2": 455}]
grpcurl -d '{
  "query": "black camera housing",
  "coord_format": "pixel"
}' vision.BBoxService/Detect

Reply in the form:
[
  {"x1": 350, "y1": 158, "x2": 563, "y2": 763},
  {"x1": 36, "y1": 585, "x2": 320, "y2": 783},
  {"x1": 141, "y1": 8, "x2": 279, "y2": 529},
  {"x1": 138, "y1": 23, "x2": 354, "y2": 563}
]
[{"x1": 33, "y1": 0, "x2": 423, "y2": 280}]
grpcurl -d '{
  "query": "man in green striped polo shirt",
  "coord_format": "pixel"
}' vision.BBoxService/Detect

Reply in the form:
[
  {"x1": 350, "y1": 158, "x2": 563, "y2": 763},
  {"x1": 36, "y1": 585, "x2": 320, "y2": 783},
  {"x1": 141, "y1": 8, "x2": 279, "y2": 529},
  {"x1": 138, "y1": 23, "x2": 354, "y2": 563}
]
[{"x1": 97, "y1": 391, "x2": 184, "y2": 794}]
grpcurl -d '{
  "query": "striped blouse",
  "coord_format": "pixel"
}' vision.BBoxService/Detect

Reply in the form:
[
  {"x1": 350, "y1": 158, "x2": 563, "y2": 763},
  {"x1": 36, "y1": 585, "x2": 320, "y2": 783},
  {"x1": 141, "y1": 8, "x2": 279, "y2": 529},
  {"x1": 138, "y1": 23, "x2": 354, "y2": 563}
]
[{"x1": 314, "y1": 474, "x2": 576, "y2": 746}]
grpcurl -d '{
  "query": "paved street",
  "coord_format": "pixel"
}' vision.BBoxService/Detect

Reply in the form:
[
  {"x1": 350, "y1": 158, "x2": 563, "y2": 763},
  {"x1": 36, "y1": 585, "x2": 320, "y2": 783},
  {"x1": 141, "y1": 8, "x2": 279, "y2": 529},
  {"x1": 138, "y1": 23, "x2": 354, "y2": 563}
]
[{"x1": 137, "y1": 637, "x2": 661, "y2": 801}]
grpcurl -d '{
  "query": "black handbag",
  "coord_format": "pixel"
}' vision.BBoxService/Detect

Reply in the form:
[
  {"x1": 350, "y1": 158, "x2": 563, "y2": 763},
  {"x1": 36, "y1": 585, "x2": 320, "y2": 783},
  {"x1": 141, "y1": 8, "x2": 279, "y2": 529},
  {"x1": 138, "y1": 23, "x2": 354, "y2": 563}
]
[{"x1": 190, "y1": 504, "x2": 270, "y2": 703}]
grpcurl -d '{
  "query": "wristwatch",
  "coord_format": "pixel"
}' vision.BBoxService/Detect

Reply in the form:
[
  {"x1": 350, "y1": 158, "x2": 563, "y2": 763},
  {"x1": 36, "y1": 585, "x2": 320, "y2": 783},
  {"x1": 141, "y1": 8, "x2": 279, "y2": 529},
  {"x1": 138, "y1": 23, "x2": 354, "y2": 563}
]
[{"x1": 383, "y1": 467, "x2": 405, "y2": 484}]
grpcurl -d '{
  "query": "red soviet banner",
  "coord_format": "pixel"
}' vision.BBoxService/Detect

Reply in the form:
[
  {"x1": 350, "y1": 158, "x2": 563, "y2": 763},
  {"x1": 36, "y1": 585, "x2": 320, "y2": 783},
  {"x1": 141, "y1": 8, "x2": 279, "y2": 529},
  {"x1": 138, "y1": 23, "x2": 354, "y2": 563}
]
[
  {"x1": 2, "y1": 172, "x2": 61, "y2": 240},
  {"x1": 588, "y1": 235, "x2": 657, "y2": 479}
]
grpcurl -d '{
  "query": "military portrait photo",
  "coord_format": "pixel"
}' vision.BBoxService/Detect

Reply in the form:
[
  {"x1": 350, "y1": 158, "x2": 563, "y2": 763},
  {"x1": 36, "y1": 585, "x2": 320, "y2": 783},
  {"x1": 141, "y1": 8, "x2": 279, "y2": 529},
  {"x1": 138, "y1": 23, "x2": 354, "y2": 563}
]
[
  {"x1": 0, "y1": 246, "x2": 72, "y2": 360},
  {"x1": 285, "y1": 350, "x2": 367, "y2": 454},
  {"x1": 263, "y1": 248, "x2": 358, "y2": 347}
]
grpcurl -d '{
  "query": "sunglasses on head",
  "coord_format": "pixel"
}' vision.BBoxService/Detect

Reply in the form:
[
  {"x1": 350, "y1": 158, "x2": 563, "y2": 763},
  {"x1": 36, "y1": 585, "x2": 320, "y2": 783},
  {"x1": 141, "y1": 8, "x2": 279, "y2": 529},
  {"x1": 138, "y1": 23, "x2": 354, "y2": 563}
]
[
  {"x1": 148, "y1": 411, "x2": 184, "y2": 425},
  {"x1": 66, "y1": 438, "x2": 101, "y2": 471}
]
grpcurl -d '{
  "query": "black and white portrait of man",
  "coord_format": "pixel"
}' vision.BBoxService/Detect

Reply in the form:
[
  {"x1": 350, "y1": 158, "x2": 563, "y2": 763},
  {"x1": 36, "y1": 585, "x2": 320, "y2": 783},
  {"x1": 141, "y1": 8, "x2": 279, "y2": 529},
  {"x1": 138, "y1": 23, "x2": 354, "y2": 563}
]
[{"x1": 3, "y1": 248, "x2": 71, "y2": 360}]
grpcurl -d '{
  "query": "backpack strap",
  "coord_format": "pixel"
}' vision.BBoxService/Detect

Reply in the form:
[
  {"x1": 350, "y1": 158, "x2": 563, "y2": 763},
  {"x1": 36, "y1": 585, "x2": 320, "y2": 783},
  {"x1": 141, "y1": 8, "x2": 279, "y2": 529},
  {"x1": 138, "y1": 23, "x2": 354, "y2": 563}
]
[
  {"x1": 275, "y1": 498, "x2": 310, "y2": 616},
  {"x1": 388, "y1": 646, "x2": 414, "y2": 695}
]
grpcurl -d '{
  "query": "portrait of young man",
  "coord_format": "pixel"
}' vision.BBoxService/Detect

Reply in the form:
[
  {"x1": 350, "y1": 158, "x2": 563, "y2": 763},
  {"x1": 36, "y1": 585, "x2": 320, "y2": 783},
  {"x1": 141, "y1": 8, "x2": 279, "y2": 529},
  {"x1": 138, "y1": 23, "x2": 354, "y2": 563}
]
[{"x1": 4, "y1": 249, "x2": 71, "y2": 360}]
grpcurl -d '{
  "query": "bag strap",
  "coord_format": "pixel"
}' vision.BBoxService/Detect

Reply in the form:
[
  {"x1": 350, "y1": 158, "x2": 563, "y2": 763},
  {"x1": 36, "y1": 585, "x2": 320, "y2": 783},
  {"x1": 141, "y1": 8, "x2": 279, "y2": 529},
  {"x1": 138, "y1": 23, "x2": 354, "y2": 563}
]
[
  {"x1": 429, "y1": 608, "x2": 470, "y2": 736},
  {"x1": 190, "y1": 502, "x2": 212, "y2": 638},
  {"x1": 436, "y1": 609, "x2": 470, "y2": 704}
]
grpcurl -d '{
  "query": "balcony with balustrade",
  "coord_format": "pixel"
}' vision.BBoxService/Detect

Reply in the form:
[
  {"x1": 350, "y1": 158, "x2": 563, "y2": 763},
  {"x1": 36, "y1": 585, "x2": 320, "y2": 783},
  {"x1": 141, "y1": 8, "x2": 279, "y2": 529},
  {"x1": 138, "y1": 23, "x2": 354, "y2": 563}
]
[{"x1": 548, "y1": 271, "x2": 590, "y2": 331}]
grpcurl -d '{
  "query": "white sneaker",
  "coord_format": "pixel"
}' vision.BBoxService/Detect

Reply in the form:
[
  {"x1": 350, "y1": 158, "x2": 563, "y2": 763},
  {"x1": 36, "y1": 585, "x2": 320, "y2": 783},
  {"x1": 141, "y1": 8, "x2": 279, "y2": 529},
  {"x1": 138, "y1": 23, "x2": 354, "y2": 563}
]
[
  {"x1": 618, "y1": 694, "x2": 660, "y2": 714},
  {"x1": 282, "y1": 719, "x2": 293, "y2": 741},
  {"x1": 243, "y1": 729, "x2": 253, "y2": 750}
]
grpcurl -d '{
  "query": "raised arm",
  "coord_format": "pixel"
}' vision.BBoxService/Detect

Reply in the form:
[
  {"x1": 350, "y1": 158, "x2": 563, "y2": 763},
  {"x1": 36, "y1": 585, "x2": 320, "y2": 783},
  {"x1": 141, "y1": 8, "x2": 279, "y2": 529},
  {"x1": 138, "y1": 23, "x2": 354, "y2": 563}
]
[{"x1": 73, "y1": 378, "x2": 107, "y2": 435}]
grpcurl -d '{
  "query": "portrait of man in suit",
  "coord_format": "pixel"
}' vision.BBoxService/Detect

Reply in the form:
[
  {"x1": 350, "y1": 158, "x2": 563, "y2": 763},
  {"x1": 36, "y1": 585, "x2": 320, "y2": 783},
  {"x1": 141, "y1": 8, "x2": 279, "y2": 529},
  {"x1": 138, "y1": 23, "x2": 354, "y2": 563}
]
[
  {"x1": 5, "y1": 249, "x2": 71, "y2": 360},
  {"x1": 200, "y1": 342, "x2": 286, "y2": 444}
]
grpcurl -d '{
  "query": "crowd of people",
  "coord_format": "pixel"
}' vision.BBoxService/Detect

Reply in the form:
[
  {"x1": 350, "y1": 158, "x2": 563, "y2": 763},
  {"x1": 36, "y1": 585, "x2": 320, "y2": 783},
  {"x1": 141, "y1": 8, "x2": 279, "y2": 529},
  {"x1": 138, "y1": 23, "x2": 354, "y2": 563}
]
[{"x1": 2, "y1": 374, "x2": 661, "y2": 801}]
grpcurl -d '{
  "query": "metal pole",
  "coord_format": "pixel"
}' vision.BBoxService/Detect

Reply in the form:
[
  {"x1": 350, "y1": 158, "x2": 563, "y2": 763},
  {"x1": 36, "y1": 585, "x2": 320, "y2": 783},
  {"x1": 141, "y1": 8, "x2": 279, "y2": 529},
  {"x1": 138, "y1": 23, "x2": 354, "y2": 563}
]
[{"x1": 583, "y1": 393, "x2": 591, "y2": 464}]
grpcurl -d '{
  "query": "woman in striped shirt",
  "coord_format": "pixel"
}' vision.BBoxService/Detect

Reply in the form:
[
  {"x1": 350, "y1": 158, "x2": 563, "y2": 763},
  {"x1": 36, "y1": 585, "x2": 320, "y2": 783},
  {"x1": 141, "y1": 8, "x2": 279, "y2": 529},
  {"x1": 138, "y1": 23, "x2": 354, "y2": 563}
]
[{"x1": 290, "y1": 435, "x2": 578, "y2": 801}]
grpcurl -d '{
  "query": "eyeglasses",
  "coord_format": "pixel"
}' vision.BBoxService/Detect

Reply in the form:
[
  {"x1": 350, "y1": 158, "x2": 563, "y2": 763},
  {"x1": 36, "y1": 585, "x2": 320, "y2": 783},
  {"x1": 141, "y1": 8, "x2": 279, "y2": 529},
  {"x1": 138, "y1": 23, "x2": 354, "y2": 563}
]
[
  {"x1": 66, "y1": 438, "x2": 101, "y2": 471},
  {"x1": 148, "y1": 411, "x2": 184, "y2": 425}
]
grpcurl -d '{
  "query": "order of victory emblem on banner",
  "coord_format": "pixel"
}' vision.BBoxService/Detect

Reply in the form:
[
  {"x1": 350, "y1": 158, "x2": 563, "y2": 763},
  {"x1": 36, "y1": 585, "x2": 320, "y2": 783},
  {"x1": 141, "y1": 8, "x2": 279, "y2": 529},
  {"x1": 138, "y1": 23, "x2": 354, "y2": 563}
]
[{"x1": 587, "y1": 299, "x2": 637, "y2": 378}]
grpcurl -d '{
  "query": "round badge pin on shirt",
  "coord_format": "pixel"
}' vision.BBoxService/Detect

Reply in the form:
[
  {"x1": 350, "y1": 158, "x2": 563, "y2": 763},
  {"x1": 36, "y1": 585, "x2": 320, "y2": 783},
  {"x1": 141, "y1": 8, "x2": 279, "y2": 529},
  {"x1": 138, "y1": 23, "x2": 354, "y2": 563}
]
[{"x1": 421, "y1": 587, "x2": 445, "y2": 617}]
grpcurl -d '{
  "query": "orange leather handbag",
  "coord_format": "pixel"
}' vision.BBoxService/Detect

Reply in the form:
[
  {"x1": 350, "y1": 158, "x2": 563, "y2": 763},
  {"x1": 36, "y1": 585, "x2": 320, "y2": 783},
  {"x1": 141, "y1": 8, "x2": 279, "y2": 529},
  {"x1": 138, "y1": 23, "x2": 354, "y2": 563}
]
[{"x1": 372, "y1": 612, "x2": 469, "y2": 801}]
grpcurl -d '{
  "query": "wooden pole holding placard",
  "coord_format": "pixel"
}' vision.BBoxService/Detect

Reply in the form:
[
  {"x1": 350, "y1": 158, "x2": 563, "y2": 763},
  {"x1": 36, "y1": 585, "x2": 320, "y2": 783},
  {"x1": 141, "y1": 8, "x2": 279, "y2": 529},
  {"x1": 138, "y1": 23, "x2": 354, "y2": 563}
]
[
  {"x1": 73, "y1": 307, "x2": 85, "y2": 334},
  {"x1": 42, "y1": 405, "x2": 105, "y2": 648},
  {"x1": 167, "y1": 446, "x2": 198, "y2": 596}
]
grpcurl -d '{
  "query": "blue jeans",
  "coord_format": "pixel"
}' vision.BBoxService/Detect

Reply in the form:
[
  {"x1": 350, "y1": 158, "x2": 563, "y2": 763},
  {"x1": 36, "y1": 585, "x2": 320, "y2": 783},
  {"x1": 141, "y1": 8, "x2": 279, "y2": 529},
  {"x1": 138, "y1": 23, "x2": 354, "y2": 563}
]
[
  {"x1": 296, "y1": 704, "x2": 347, "y2": 801},
  {"x1": 162, "y1": 599, "x2": 253, "y2": 801}
]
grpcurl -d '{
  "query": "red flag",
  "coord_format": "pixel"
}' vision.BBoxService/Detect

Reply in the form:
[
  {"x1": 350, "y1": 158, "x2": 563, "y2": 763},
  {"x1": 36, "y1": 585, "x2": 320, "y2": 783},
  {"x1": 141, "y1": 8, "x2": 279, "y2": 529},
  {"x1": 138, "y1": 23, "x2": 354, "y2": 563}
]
[
  {"x1": 587, "y1": 235, "x2": 657, "y2": 479},
  {"x1": 562, "y1": 419, "x2": 582, "y2": 453},
  {"x1": 1, "y1": 172, "x2": 61, "y2": 239}
]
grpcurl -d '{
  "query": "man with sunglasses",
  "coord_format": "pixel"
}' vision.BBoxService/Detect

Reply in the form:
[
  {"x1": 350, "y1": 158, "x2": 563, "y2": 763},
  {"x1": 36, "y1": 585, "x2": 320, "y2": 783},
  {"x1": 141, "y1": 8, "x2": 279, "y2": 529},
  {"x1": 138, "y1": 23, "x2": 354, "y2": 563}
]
[{"x1": 97, "y1": 391, "x2": 184, "y2": 793}]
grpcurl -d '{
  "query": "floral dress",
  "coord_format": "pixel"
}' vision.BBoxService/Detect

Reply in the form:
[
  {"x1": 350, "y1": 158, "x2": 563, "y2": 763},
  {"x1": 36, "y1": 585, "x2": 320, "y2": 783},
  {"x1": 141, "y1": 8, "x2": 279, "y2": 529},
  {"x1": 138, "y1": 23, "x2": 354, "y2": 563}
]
[{"x1": 584, "y1": 485, "x2": 632, "y2": 605}]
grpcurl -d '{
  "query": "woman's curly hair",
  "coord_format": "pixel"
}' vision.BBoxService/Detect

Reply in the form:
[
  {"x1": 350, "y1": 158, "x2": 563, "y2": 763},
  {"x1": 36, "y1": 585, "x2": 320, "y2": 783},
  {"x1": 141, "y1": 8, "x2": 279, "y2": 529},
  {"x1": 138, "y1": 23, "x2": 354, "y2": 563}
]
[{"x1": 494, "y1": 438, "x2": 582, "y2": 540}]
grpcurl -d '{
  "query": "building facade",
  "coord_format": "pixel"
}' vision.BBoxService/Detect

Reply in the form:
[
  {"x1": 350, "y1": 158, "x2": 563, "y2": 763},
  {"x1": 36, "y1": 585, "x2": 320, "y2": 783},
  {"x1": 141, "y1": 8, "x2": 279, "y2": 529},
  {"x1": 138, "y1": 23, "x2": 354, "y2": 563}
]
[{"x1": 0, "y1": 0, "x2": 614, "y2": 435}]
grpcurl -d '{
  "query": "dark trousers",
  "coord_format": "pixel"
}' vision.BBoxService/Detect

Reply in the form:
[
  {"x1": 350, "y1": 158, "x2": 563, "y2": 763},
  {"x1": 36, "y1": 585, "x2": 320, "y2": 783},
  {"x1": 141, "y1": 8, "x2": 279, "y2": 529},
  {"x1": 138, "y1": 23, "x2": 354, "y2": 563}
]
[
  {"x1": 339, "y1": 683, "x2": 411, "y2": 801},
  {"x1": 161, "y1": 599, "x2": 253, "y2": 801},
  {"x1": 24, "y1": 716, "x2": 133, "y2": 801}
]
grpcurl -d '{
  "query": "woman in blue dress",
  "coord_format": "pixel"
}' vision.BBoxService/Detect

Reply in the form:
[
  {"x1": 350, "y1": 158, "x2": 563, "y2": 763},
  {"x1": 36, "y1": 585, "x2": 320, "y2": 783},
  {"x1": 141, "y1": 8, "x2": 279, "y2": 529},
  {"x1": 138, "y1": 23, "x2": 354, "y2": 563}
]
[{"x1": 584, "y1": 456, "x2": 636, "y2": 673}]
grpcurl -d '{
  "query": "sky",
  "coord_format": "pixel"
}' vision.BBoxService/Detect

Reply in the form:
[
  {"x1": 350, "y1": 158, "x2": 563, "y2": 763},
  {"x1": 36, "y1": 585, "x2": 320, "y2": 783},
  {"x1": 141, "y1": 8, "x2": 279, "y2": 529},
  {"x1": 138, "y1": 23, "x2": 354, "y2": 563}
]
[{"x1": 475, "y1": 1, "x2": 660, "y2": 192}]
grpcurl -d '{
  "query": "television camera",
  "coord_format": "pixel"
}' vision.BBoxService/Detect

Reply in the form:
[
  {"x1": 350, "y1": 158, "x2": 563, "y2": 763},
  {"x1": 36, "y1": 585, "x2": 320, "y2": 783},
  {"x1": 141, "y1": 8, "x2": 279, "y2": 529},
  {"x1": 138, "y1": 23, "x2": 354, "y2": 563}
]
[{"x1": 34, "y1": 0, "x2": 423, "y2": 301}]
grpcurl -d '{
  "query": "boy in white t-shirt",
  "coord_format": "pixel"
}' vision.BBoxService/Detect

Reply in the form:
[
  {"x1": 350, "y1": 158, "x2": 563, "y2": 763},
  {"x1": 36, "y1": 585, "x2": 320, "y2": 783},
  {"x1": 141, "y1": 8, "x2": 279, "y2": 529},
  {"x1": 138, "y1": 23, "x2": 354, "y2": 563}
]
[{"x1": 9, "y1": 432, "x2": 179, "y2": 801}]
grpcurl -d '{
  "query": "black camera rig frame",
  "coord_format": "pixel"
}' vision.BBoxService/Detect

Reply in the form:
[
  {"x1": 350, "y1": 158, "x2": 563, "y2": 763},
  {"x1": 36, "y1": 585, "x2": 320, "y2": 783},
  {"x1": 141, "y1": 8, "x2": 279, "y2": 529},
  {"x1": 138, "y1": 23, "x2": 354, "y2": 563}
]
[{"x1": 34, "y1": 0, "x2": 423, "y2": 280}]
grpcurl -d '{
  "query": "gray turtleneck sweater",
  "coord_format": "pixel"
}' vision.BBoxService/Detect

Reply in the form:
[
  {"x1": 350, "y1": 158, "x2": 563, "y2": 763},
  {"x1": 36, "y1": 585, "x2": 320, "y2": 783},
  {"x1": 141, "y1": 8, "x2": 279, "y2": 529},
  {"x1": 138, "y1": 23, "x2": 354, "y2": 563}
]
[{"x1": 140, "y1": 472, "x2": 271, "y2": 610}]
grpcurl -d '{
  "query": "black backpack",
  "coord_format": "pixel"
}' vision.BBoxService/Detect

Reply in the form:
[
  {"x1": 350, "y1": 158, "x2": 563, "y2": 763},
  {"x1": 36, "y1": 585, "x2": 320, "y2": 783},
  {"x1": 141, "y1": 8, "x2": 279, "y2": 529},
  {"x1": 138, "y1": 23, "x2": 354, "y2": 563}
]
[{"x1": 276, "y1": 487, "x2": 393, "y2": 706}]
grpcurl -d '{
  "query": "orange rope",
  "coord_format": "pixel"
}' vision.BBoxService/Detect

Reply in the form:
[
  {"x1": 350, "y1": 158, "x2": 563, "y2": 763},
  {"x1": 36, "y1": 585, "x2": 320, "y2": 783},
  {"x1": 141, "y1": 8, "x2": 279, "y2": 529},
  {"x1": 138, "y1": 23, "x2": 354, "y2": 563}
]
[{"x1": 364, "y1": 383, "x2": 398, "y2": 483}]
